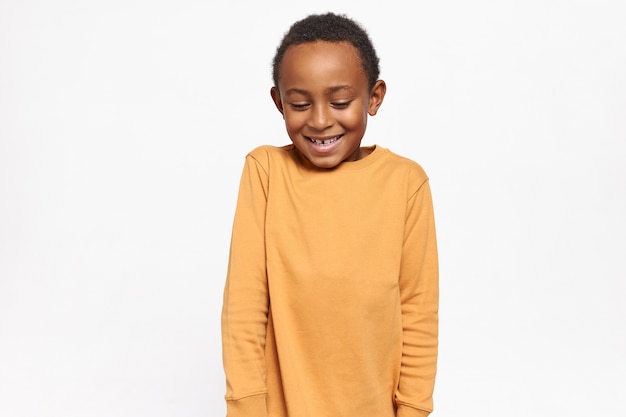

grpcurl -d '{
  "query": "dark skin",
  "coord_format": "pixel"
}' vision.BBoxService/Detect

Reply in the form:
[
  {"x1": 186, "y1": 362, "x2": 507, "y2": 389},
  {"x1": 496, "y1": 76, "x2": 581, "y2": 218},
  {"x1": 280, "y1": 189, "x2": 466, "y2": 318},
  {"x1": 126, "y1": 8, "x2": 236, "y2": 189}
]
[{"x1": 271, "y1": 40, "x2": 386, "y2": 169}]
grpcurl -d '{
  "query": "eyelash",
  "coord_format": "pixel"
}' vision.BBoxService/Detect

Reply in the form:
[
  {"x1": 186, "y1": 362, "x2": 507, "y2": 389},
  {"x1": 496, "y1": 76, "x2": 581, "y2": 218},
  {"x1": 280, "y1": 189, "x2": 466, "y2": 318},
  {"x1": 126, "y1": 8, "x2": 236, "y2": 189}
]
[{"x1": 289, "y1": 101, "x2": 352, "y2": 110}]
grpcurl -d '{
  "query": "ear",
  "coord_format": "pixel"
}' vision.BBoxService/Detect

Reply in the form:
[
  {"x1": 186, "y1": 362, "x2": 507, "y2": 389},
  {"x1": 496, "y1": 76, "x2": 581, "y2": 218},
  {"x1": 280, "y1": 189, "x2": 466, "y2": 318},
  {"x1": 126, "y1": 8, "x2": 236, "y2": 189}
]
[
  {"x1": 270, "y1": 86, "x2": 285, "y2": 116},
  {"x1": 367, "y1": 80, "x2": 387, "y2": 116}
]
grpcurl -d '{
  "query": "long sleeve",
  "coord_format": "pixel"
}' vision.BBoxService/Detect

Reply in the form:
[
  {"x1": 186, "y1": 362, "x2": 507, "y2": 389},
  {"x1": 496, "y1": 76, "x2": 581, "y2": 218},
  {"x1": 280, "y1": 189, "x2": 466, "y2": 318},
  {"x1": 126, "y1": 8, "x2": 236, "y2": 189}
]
[
  {"x1": 395, "y1": 179, "x2": 439, "y2": 417},
  {"x1": 221, "y1": 155, "x2": 270, "y2": 417}
]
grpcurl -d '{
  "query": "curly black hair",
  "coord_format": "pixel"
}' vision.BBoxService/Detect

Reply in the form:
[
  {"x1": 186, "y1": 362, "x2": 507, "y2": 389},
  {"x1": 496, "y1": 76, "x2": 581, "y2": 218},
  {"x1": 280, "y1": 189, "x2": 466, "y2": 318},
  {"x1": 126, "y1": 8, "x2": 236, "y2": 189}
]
[{"x1": 271, "y1": 12, "x2": 381, "y2": 90}]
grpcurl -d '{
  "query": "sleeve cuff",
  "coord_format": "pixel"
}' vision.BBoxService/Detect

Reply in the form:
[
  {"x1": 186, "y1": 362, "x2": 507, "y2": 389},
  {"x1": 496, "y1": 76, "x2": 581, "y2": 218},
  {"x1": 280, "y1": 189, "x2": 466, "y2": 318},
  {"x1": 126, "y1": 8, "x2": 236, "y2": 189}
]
[
  {"x1": 226, "y1": 393, "x2": 267, "y2": 417},
  {"x1": 397, "y1": 403, "x2": 431, "y2": 417}
]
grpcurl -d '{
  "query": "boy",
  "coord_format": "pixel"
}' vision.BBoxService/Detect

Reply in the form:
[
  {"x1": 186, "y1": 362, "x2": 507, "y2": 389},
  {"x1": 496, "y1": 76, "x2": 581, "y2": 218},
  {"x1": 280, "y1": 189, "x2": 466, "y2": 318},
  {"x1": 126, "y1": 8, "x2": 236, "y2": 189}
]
[{"x1": 221, "y1": 12, "x2": 438, "y2": 417}]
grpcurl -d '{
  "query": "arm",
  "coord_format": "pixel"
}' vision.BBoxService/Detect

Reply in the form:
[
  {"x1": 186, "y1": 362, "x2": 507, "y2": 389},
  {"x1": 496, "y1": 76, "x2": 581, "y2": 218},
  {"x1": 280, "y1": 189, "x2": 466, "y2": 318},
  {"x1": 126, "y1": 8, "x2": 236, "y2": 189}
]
[
  {"x1": 396, "y1": 179, "x2": 439, "y2": 417},
  {"x1": 221, "y1": 155, "x2": 270, "y2": 417}
]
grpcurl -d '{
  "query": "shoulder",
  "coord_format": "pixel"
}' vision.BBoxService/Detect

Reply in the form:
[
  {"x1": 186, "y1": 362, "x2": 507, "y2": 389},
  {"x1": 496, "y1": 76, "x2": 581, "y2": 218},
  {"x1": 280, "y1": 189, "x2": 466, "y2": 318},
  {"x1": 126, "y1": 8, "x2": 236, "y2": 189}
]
[
  {"x1": 246, "y1": 144, "x2": 295, "y2": 168},
  {"x1": 376, "y1": 147, "x2": 430, "y2": 185}
]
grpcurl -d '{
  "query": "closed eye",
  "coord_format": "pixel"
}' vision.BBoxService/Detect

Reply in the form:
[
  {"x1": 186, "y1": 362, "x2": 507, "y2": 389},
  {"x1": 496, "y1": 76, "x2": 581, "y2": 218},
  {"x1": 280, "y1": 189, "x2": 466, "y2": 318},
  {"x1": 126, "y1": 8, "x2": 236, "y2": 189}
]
[
  {"x1": 289, "y1": 103, "x2": 310, "y2": 110},
  {"x1": 332, "y1": 101, "x2": 352, "y2": 109}
]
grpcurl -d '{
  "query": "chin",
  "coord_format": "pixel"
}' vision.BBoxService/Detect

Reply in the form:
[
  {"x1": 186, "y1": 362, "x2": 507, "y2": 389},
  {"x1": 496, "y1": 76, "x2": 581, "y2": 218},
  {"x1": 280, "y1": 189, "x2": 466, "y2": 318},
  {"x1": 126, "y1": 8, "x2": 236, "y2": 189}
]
[
  {"x1": 312, "y1": 152, "x2": 354, "y2": 169},
  {"x1": 310, "y1": 160, "x2": 340, "y2": 169}
]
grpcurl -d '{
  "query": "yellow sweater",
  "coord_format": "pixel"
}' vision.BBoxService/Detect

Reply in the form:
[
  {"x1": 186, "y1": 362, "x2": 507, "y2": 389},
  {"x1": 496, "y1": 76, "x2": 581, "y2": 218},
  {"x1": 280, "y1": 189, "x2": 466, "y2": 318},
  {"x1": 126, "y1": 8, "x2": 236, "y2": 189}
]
[{"x1": 222, "y1": 144, "x2": 438, "y2": 417}]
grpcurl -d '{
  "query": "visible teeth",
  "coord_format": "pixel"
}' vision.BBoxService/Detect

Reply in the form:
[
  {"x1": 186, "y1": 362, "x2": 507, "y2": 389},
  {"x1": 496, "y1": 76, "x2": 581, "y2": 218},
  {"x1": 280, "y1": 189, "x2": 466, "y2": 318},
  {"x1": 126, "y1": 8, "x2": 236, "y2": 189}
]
[{"x1": 310, "y1": 136, "x2": 340, "y2": 145}]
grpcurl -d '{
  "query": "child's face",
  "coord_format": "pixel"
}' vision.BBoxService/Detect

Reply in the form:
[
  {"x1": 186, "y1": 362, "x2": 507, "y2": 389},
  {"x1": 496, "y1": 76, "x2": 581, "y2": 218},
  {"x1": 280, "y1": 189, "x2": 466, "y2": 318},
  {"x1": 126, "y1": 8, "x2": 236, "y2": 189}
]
[{"x1": 271, "y1": 41, "x2": 385, "y2": 169}]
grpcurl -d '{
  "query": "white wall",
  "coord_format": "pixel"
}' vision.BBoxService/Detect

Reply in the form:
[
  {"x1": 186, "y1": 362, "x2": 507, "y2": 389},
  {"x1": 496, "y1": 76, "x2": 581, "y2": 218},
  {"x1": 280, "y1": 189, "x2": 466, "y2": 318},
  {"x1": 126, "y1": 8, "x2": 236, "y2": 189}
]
[{"x1": 1, "y1": 1, "x2": 624, "y2": 416}]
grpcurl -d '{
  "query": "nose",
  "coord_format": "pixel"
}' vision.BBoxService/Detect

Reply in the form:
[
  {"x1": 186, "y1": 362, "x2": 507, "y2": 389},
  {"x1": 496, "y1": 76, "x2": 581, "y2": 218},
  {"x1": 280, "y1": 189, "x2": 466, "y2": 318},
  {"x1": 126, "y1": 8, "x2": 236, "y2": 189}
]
[{"x1": 307, "y1": 103, "x2": 333, "y2": 130}]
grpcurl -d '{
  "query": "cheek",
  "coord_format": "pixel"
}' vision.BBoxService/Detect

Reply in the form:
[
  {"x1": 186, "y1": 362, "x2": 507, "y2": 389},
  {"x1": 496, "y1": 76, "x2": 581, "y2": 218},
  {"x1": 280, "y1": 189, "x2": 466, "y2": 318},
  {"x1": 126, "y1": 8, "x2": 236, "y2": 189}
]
[
  {"x1": 283, "y1": 111, "x2": 303, "y2": 131},
  {"x1": 340, "y1": 109, "x2": 367, "y2": 130},
  {"x1": 284, "y1": 120, "x2": 300, "y2": 138}
]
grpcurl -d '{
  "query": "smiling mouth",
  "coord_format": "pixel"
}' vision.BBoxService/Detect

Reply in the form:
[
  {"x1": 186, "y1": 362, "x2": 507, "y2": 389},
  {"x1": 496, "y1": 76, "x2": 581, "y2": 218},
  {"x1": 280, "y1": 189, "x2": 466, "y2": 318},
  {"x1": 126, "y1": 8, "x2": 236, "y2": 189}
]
[{"x1": 306, "y1": 135, "x2": 342, "y2": 145}]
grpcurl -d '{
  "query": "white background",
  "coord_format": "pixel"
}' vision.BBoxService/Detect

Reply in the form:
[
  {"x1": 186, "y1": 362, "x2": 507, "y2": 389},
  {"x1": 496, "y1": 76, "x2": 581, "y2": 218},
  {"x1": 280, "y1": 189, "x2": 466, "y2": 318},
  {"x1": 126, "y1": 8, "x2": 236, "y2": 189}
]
[{"x1": 1, "y1": 1, "x2": 625, "y2": 416}]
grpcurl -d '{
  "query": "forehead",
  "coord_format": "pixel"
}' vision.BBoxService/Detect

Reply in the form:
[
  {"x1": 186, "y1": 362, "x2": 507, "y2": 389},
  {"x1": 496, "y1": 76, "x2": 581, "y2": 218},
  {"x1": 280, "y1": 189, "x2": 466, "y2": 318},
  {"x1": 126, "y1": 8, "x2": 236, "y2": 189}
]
[{"x1": 278, "y1": 41, "x2": 368, "y2": 90}]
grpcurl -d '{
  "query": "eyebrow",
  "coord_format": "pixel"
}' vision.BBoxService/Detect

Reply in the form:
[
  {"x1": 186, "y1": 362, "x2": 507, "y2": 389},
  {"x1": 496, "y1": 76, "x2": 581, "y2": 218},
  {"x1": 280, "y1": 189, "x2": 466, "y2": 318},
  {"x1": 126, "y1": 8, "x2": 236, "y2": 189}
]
[
  {"x1": 284, "y1": 85, "x2": 356, "y2": 96},
  {"x1": 326, "y1": 85, "x2": 355, "y2": 94}
]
